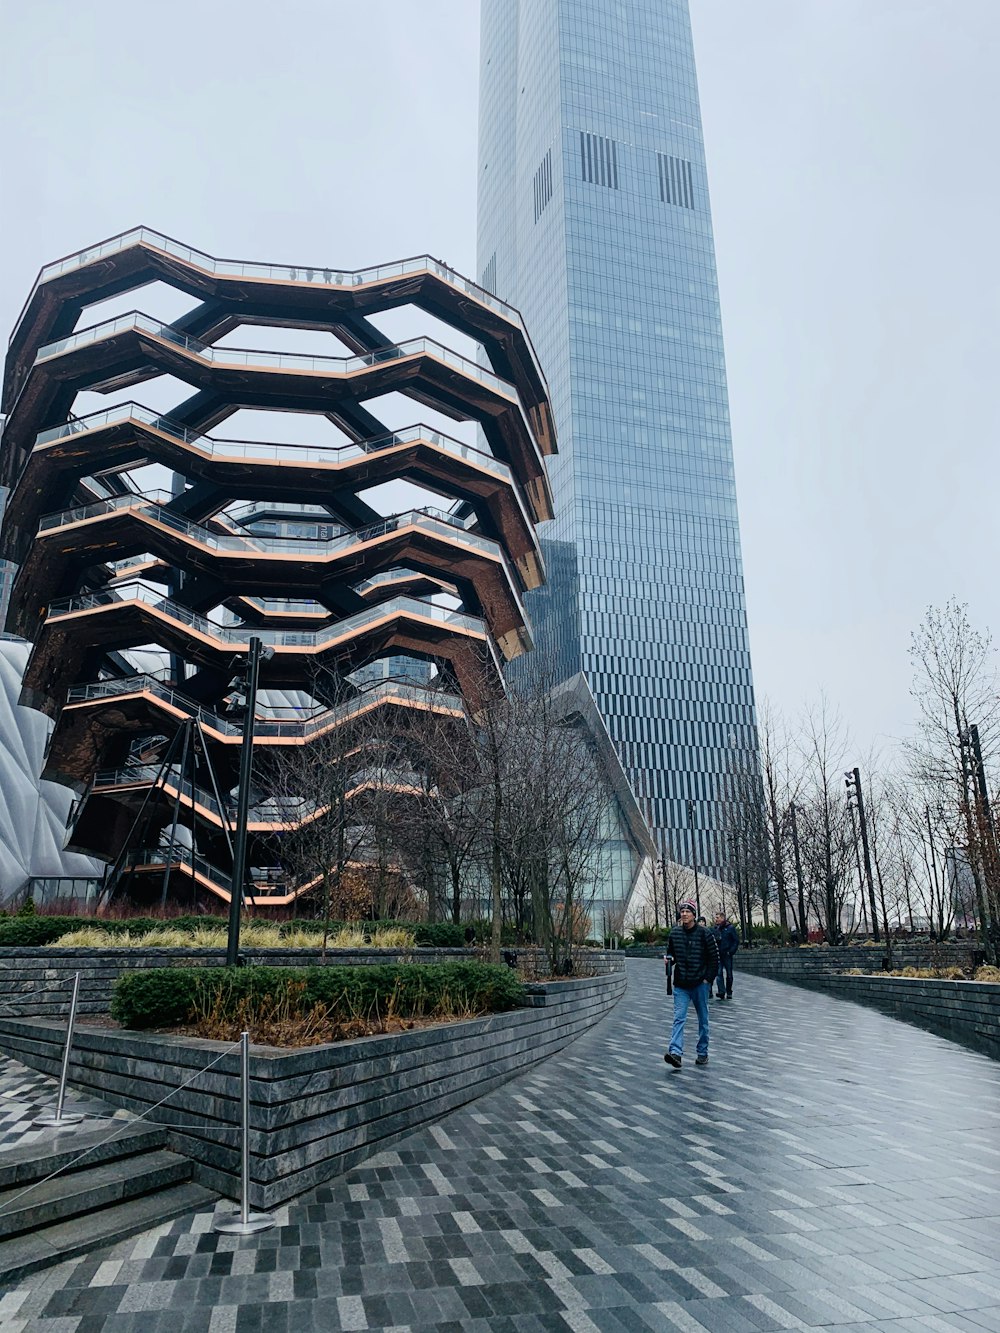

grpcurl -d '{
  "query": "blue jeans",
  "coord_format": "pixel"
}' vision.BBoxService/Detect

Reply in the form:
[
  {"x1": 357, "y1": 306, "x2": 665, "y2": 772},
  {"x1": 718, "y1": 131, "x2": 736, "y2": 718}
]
[
  {"x1": 669, "y1": 982, "x2": 710, "y2": 1058},
  {"x1": 717, "y1": 955, "x2": 734, "y2": 997}
]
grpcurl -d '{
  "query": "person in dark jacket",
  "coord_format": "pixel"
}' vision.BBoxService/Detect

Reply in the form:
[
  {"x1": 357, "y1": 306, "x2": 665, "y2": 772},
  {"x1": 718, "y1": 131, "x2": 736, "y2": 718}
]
[
  {"x1": 663, "y1": 899, "x2": 719, "y2": 1068},
  {"x1": 712, "y1": 910, "x2": 740, "y2": 999}
]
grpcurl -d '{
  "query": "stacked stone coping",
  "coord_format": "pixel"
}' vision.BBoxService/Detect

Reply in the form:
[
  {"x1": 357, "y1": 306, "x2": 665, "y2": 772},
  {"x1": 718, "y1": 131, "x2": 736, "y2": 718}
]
[
  {"x1": 0, "y1": 945, "x2": 624, "y2": 1019},
  {"x1": 0, "y1": 969, "x2": 626, "y2": 1207},
  {"x1": 732, "y1": 945, "x2": 998, "y2": 1063}
]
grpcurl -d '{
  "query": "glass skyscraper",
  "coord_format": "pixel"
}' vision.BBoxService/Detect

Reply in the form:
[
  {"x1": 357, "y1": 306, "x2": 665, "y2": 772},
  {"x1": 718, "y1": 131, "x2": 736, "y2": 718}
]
[{"x1": 477, "y1": 0, "x2": 758, "y2": 877}]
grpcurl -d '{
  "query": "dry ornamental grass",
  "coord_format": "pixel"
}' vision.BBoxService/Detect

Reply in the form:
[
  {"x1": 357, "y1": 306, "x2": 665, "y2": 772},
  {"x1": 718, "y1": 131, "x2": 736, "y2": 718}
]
[
  {"x1": 188, "y1": 978, "x2": 481, "y2": 1046},
  {"x1": 51, "y1": 924, "x2": 416, "y2": 950}
]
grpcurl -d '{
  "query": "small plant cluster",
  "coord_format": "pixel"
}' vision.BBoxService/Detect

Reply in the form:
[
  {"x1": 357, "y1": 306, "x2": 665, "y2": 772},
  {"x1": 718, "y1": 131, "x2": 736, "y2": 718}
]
[
  {"x1": 0, "y1": 913, "x2": 468, "y2": 950},
  {"x1": 110, "y1": 961, "x2": 525, "y2": 1043}
]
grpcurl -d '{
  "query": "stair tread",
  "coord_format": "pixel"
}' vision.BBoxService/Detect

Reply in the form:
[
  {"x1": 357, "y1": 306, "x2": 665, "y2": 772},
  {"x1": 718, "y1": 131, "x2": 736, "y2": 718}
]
[
  {"x1": 0, "y1": 1181, "x2": 217, "y2": 1285},
  {"x1": 0, "y1": 1150, "x2": 191, "y2": 1237},
  {"x1": 0, "y1": 1121, "x2": 166, "y2": 1190}
]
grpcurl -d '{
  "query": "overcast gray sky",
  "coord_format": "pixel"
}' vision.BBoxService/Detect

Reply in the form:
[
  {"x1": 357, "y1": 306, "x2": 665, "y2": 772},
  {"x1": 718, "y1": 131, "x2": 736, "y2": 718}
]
[{"x1": 1, "y1": 0, "x2": 997, "y2": 763}]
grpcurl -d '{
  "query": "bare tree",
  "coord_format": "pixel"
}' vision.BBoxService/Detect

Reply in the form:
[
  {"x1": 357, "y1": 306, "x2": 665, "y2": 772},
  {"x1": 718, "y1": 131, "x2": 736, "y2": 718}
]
[
  {"x1": 758, "y1": 700, "x2": 800, "y2": 940},
  {"x1": 256, "y1": 673, "x2": 386, "y2": 950},
  {"x1": 797, "y1": 698, "x2": 855, "y2": 943},
  {"x1": 394, "y1": 702, "x2": 481, "y2": 925},
  {"x1": 908, "y1": 599, "x2": 999, "y2": 958}
]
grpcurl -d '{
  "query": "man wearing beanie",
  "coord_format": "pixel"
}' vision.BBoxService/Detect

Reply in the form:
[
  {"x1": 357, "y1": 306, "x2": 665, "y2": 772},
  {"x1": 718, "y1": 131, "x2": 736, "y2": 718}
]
[{"x1": 663, "y1": 899, "x2": 719, "y2": 1069}]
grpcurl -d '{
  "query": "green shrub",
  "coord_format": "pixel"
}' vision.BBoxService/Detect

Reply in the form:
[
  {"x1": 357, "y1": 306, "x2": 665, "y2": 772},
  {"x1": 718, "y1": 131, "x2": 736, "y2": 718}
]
[
  {"x1": 751, "y1": 923, "x2": 786, "y2": 945},
  {"x1": 17, "y1": 898, "x2": 37, "y2": 917},
  {"x1": 0, "y1": 916, "x2": 81, "y2": 946},
  {"x1": 110, "y1": 969, "x2": 202, "y2": 1027},
  {"x1": 413, "y1": 922, "x2": 466, "y2": 947},
  {"x1": 111, "y1": 961, "x2": 526, "y2": 1030}
]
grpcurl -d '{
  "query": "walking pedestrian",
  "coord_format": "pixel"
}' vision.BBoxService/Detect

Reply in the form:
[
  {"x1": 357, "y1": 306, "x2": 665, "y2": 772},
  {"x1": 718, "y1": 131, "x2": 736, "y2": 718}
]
[
  {"x1": 663, "y1": 899, "x2": 719, "y2": 1068},
  {"x1": 712, "y1": 909, "x2": 740, "y2": 999}
]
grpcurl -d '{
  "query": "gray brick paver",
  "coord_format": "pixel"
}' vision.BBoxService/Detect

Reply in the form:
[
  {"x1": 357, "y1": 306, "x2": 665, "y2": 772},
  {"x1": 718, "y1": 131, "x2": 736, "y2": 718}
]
[{"x1": 4, "y1": 962, "x2": 999, "y2": 1331}]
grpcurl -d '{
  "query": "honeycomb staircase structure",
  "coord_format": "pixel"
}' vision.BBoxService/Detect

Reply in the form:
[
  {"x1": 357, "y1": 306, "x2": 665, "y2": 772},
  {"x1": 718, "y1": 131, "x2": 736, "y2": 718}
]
[{"x1": 0, "y1": 228, "x2": 556, "y2": 906}]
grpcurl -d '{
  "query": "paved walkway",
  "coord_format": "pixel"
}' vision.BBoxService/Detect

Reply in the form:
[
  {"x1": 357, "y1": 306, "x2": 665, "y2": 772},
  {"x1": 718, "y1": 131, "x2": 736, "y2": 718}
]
[{"x1": 2, "y1": 961, "x2": 1000, "y2": 1333}]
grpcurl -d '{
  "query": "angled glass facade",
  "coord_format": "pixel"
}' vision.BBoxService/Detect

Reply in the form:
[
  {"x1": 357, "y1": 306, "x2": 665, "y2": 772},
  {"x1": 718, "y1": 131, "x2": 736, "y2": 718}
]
[{"x1": 478, "y1": 0, "x2": 758, "y2": 877}]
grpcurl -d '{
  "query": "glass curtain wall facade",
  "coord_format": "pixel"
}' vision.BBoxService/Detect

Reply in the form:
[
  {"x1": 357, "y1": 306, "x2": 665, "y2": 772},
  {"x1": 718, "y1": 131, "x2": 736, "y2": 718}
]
[{"x1": 478, "y1": 0, "x2": 758, "y2": 877}]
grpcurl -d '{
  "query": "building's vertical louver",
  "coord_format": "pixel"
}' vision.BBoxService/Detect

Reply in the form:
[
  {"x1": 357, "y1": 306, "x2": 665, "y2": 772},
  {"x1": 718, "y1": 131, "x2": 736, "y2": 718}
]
[
  {"x1": 533, "y1": 150, "x2": 553, "y2": 222},
  {"x1": 579, "y1": 132, "x2": 619, "y2": 189},
  {"x1": 656, "y1": 153, "x2": 694, "y2": 209},
  {"x1": 481, "y1": 253, "x2": 497, "y2": 295}
]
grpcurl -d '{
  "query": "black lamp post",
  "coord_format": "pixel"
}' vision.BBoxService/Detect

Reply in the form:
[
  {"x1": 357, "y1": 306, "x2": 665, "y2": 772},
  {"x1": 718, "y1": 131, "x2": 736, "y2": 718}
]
[
  {"x1": 845, "y1": 768, "x2": 879, "y2": 942},
  {"x1": 226, "y1": 637, "x2": 269, "y2": 968},
  {"x1": 686, "y1": 797, "x2": 700, "y2": 916},
  {"x1": 788, "y1": 801, "x2": 807, "y2": 944}
]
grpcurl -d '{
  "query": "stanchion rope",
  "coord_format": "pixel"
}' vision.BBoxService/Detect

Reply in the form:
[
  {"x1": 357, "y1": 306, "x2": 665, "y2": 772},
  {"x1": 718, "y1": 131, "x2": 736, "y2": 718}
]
[{"x1": 0, "y1": 1038, "x2": 242, "y2": 1216}]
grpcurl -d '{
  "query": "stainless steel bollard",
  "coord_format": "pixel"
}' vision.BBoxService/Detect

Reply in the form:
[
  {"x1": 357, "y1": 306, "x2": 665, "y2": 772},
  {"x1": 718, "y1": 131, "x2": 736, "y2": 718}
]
[
  {"x1": 214, "y1": 1031, "x2": 275, "y2": 1235},
  {"x1": 35, "y1": 972, "x2": 86, "y2": 1128}
]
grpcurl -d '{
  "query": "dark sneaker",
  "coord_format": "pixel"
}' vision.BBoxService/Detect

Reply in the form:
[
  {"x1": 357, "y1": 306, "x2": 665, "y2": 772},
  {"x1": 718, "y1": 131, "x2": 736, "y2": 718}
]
[
  {"x1": 663, "y1": 1052, "x2": 682, "y2": 1068},
  {"x1": 715, "y1": 993, "x2": 725, "y2": 1000},
  {"x1": 695, "y1": 1054, "x2": 708, "y2": 1066},
  {"x1": 726, "y1": 993, "x2": 733, "y2": 1000}
]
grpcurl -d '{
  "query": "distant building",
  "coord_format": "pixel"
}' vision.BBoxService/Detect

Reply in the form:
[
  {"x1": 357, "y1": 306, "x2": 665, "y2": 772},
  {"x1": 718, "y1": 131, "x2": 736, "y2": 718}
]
[{"x1": 478, "y1": 0, "x2": 759, "y2": 877}]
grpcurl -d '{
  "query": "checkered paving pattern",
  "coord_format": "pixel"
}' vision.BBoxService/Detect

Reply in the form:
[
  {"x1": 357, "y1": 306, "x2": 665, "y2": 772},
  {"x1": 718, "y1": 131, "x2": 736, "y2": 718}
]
[
  {"x1": 2, "y1": 961, "x2": 1000, "y2": 1332},
  {"x1": 0, "y1": 1055, "x2": 128, "y2": 1154}
]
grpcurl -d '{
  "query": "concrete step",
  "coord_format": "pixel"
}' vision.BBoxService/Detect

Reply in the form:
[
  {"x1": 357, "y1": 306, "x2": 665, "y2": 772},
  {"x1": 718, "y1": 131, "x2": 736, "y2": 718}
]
[
  {"x1": 0, "y1": 1179, "x2": 217, "y2": 1285},
  {"x1": 0, "y1": 1121, "x2": 167, "y2": 1191},
  {"x1": 0, "y1": 1148, "x2": 192, "y2": 1239}
]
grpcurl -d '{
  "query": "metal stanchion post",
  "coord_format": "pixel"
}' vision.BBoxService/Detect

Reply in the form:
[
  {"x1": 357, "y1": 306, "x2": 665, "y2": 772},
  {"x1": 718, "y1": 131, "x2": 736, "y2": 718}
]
[
  {"x1": 214, "y1": 1031, "x2": 275, "y2": 1235},
  {"x1": 35, "y1": 972, "x2": 85, "y2": 1128}
]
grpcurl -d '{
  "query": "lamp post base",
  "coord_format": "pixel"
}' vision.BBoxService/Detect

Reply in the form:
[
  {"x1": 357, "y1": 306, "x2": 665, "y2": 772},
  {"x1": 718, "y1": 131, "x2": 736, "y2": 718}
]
[
  {"x1": 33, "y1": 1112, "x2": 86, "y2": 1127},
  {"x1": 214, "y1": 1211, "x2": 276, "y2": 1235}
]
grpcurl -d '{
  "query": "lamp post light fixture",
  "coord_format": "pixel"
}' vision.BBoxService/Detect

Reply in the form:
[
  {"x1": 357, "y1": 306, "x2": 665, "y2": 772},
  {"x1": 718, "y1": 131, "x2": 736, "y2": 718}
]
[
  {"x1": 686, "y1": 797, "x2": 700, "y2": 917},
  {"x1": 225, "y1": 637, "x2": 274, "y2": 968},
  {"x1": 959, "y1": 724, "x2": 998, "y2": 964},
  {"x1": 787, "y1": 801, "x2": 807, "y2": 944},
  {"x1": 845, "y1": 767, "x2": 880, "y2": 943}
]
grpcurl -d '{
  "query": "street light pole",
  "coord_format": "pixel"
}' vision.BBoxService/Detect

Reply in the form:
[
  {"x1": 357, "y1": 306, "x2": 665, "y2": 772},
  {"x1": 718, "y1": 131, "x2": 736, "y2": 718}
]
[
  {"x1": 788, "y1": 801, "x2": 807, "y2": 944},
  {"x1": 845, "y1": 768, "x2": 880, "y2": 943},
  {"x1": 963, "y1": 724, "x2": 997, "y2": 963},
  {"x1": 226, "y1": 637, "x2": 263, "y2": 968},
  {"x1": 686, "y1": 798, "x2": 700, "y2": 916}
]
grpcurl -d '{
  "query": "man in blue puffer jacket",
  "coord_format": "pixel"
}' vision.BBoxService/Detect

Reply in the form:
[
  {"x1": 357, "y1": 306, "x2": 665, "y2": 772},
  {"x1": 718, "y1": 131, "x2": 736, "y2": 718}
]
[{"x1": 712, "y1": 909, "x2": 740, "y2": 999}]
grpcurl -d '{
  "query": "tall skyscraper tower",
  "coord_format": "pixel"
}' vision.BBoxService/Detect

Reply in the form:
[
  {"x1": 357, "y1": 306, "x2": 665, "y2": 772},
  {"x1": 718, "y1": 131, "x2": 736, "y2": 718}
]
[{"x1": 478, "y1": 0, "x2": 758, "y2": 877}]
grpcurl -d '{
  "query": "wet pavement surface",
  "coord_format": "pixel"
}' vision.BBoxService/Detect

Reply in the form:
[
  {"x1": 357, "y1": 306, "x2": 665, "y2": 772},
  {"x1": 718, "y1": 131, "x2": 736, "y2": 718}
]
[{"x1": 2, "y1": 959, "x2": 999, "y2": 1332}]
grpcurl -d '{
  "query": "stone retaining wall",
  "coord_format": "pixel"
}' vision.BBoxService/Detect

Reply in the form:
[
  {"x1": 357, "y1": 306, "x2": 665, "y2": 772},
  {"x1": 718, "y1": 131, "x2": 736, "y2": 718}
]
[
  {"x1": 0, "y1": 971, "x2": 626, "y2": 1207},
  {"x1": 0, "y1": 946, "x2": 622, "y2": 1018},
  {"x1": 733, "y1": 943, "x2": 978, "y2": 977},
  {"x1": 732, "y1": 947, "x2": 998, "y2": 1062},
  {"x1": 812, "y1": 975, "x2": 1000, "y2": 1061}
]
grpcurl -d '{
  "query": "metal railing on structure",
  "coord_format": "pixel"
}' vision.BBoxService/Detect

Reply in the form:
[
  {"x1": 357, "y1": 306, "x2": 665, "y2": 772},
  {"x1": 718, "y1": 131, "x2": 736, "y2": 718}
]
[
  {"x1": 37, "y1": 402, "x2": 512, "y2": 474},
  {"x1": 67, "y1": 674, "x2": 464, "y2": 741},
  {"x1": 27, "y1": 224, "x2": 529, "y2": 338},
  {"x1": 35, "y1": 311, "x2": 519, "y2": 403},
  {"x1": 48, "y1": 585, "x2": 496, "y2": 658}
]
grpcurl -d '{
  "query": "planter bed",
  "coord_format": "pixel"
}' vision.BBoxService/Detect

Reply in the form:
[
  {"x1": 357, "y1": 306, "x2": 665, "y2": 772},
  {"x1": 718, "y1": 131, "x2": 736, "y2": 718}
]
[
  {"x1": 0, "y1": 946, "x2": 624, "y2": 1019},
  {"x1": 0, "y1": 970, "x2": 625, "y2": 1207}
]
